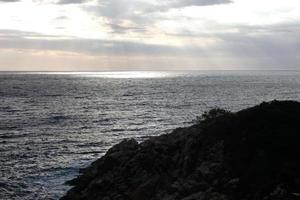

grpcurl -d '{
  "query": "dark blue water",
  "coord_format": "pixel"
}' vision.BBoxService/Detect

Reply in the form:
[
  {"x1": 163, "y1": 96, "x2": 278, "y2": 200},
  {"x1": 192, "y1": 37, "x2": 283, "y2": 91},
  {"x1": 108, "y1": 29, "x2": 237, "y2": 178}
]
[{"x1": 1, "y1": 71, "x2": 300, "y2": 200}]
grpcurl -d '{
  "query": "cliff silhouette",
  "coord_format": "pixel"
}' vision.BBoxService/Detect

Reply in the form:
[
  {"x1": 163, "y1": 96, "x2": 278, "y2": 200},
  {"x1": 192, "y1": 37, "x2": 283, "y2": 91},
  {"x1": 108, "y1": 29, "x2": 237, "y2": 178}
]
[{"x1": 61, "y1": 100, "x2": 300, "y2": 200}]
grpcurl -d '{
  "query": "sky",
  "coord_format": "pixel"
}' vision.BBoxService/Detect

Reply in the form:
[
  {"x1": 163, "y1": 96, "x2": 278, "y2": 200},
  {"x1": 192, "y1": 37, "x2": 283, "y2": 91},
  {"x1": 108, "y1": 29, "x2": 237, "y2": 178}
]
[{"x1": 0, "y1": 0, "x2": 299, "y2": 71}]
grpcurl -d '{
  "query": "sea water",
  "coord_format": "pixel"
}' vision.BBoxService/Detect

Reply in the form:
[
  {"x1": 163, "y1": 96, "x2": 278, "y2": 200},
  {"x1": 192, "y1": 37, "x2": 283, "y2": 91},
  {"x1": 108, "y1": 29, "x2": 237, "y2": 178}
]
[{"x1": 1, "y1": 71, "x2": 300, "y2": 200}]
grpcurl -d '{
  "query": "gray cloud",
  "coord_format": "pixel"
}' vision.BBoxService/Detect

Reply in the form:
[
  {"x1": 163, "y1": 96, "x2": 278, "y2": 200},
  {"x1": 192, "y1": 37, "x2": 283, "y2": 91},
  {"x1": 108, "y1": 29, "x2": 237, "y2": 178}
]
[
  {"x1": 88, "y1": 0, "x2": 231, "y2": 34},
  {"x1": 0, "y1": 0, "x2": 20, "y2": 2},
  {"x1": 94, "y1": 0, "x2": 232, "y2": 17},
  {"x1": 32, "y1": 0, "x2": 90, "y2": 4},
  {"x1": 0, "y1": 29, "x2": 72, "y2": 39},
  {"x1": 55, "y1": 16, "x2": 69, "y2": 20},
  {"x1": 56, "y1": 0, "x2": 88, "y2": 4},
  {"x1": 0, "y1": 35, "x2": 182, "y2": 56},
  {"x1": 0, "y1": 27, "x2": 299, "y2": 69},
  {"x1": 158, "y1": 0, "x2": 232, "y2": 9},
  {"x1": 105, "y1": 22, "x2": 147, "y2": 34}
]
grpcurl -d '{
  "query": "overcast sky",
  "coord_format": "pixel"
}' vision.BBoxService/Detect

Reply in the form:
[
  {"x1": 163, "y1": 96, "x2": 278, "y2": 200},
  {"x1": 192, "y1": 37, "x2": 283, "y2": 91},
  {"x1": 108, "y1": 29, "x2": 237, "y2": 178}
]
[{"x1": 0, "y1": 0, "x2": 299, "y2": 71}]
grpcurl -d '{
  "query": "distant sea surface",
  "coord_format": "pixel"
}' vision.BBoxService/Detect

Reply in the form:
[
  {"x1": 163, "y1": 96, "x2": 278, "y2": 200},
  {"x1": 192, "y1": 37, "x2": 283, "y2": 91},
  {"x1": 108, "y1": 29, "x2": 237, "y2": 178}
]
[{"x1": 1, "y1": 71, "x2": 300, "y2": 200}]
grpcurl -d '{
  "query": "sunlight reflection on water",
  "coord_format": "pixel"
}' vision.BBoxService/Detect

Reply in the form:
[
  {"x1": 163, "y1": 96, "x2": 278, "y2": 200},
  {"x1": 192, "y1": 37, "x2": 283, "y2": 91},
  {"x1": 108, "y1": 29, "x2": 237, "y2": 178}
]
[
  {"x1": 5, "y1": 71, "x2": 178, "y2": 78},
  {"x1": 77, "y1": 71, "x2": 173, "y2": 78}
]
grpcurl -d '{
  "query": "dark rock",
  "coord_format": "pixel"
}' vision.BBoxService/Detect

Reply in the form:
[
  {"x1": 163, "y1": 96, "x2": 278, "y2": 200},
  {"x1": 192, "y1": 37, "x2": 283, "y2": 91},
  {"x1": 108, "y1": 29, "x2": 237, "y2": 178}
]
[{"x1": 61, "y1": 100, "x2": 300, "y2": 200}]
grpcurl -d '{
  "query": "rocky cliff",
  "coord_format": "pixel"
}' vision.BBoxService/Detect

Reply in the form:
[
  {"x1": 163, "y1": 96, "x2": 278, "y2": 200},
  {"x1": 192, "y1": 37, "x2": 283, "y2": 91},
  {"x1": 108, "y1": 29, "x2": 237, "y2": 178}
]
[{"x1": 61, "y1": 100, "x2": 300, "y2": 200}]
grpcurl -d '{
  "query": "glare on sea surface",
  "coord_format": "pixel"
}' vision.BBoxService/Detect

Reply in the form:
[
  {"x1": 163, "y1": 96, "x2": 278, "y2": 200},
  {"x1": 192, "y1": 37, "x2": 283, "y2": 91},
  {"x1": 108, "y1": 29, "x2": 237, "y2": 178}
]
[
  {"x1": 77, "y1": 71, "x2": 172, "y2": 79},
  {"x1": 11, "y1": 71, "x2": 189, "y2": 78}
]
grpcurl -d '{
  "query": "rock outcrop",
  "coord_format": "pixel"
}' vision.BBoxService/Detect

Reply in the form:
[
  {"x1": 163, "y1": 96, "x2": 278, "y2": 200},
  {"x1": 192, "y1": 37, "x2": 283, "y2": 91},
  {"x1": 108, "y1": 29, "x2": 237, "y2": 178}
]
[{"x1": 61, "y1": 100, "x2": 300, "y2": 200}]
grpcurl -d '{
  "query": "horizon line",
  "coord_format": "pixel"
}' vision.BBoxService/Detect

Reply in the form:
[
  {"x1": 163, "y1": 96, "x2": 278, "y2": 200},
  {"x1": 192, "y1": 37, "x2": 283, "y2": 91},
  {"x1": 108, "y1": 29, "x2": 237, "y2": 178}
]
[{"x1": 1, "y1": 69, "x2": 300, "y2": 73}]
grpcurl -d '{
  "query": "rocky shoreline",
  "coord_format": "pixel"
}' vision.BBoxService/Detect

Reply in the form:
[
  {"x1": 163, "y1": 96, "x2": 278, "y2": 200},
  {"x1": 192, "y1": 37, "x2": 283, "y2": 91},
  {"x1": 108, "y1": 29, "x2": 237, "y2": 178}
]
[{"x1": 61, "y1": 100, "x2": 300, "y2": 200}]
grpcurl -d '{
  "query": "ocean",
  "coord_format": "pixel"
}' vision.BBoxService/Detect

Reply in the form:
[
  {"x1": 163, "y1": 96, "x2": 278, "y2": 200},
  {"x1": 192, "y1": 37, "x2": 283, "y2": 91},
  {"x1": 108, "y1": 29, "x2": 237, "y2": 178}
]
[{"x1": 0, "y1": 71, "x2": 300, "y2": 200}]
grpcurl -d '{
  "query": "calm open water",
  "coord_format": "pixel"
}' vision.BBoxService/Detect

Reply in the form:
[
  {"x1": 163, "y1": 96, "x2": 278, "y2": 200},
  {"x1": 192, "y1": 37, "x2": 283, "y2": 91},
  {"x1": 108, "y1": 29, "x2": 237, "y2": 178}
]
[{"x1": 1, "y1": 71, "x2": 300, "y2": 200}]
